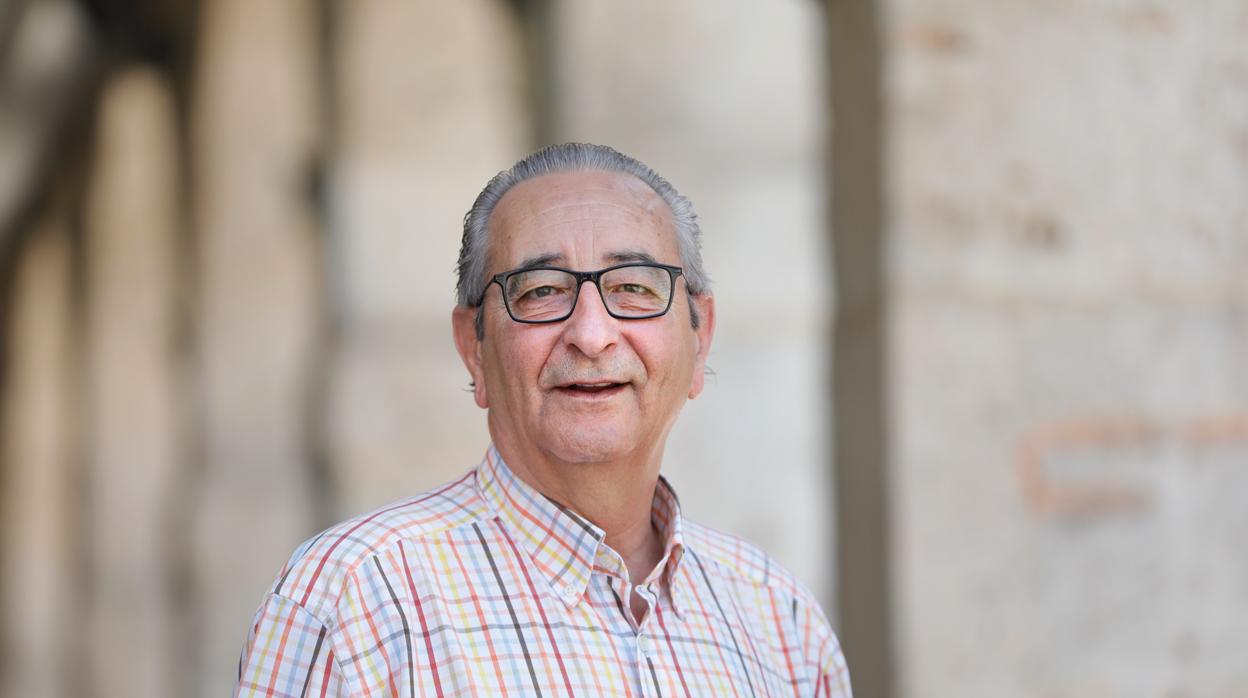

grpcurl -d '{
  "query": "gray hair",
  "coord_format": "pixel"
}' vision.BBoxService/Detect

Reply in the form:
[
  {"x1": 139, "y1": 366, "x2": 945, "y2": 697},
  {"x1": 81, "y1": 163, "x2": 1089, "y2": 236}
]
[{"x1": 456, "y1": 143, "x2": 710, "y2": 337}]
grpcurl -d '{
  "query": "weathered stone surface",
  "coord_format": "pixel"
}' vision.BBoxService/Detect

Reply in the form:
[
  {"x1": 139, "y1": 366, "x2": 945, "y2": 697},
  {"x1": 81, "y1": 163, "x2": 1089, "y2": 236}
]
[
  {"x1": 82, "y1": 66, "x2": 179, "y2": 698},
  {"x1": 886, "y1": 1, "x2": 1248, "y2": 694},
  {"x1": 894, "y1": 300, "x2": 1248, "y2": 696},
  {"x1": 890, "y1": 1, "x2": 1248, "y2": 300}
]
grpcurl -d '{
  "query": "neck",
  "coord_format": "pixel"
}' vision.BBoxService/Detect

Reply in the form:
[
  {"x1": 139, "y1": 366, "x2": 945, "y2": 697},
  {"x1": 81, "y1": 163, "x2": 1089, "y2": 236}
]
[{"x1": 494, "y1": 439, "x2": 666, "y2": 586}]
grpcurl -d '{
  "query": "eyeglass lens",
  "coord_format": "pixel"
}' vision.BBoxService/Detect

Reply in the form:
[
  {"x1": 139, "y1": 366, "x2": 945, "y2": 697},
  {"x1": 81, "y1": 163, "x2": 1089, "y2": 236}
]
[{"x1": 504, "y1": 266, "x2": 673, "y2": 321}]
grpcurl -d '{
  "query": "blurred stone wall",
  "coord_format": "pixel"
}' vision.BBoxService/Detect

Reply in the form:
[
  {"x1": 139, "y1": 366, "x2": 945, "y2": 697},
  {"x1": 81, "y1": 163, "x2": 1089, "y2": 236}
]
[{"x1": 3, "y1": 1, "x2": 1246, "y2": 697}]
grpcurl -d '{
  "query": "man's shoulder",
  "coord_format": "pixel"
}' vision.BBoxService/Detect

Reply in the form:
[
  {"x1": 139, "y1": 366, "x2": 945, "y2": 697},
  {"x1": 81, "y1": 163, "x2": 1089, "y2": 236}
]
[
  {"x1": 681, "y1": 518, "x2": 846, "y2": 685},
  {"x1": 681, "y1": 518, "x2": 822, "y2": 608},
  {"x1": 264, "y1": 469, "x2": 489, "y2": 621}
]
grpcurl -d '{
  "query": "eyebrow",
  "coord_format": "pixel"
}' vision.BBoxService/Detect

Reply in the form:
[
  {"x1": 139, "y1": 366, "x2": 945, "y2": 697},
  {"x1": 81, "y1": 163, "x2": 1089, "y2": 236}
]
[
  {"x1": 605, "y1": 249, "x2": 660, "y2": 265},
  {"x1": 515, "y1": 253, "x2": 565, "y2": 270},
  {"x1": 513, "y1": 249, "x2": 660, "y2": 271}
]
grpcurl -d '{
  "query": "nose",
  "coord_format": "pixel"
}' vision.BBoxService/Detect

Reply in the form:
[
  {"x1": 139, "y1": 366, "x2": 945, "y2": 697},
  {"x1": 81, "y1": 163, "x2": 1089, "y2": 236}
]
[{"x1": 559, "y1": 280, "x2": 619, "y2": 357}]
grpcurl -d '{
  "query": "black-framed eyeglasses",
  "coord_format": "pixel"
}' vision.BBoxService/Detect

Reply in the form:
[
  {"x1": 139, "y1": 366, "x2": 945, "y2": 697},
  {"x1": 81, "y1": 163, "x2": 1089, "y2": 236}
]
[{"x1": 481, "y1": 262, "x2": 685, "y2": 324}]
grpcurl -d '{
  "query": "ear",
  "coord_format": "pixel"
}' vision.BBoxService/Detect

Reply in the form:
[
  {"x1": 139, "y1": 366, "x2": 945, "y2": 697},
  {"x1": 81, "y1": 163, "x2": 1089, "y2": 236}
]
[
  {"x1": 687, "y1": 293, "x2": 716, "y2": 399},
  {"x1": 452, "y1": 305, "x2": 489, "y2": 408}
]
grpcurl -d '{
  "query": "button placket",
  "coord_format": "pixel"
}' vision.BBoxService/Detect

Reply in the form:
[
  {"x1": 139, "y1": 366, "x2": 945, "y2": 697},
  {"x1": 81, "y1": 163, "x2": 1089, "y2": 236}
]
[{"x1": 637, "y1": 633, "x2": 652, "y2": 659}]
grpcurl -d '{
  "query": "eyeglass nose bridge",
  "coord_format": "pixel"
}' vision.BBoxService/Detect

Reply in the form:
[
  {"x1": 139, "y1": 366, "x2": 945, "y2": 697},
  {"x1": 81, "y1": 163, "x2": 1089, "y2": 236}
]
[{"x1": 563, "y1": 269, "x2": 611, "y2": 318}]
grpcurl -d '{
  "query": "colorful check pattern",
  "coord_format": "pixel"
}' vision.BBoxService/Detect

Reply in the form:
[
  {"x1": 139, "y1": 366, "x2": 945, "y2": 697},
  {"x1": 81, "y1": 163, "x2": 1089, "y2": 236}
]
[{"x1": 235, "y1": 447, "x2": 851, "y2": 697}]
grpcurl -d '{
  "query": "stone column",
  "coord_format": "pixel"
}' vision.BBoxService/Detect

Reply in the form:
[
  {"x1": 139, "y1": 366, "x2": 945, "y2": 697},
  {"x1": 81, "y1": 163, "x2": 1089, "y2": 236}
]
[
  {"x1": 828, "y1": 2, "x2": 894, "y2": 696},
  {"x1": 81, "y1": 66, "x2": 180, "y2": 698},
  {"x1": 189, "y1": 1, "x2": 320, "y2": 691},
  {"x1": 0, "y1": 212, "x2": 76, "y2": 698}
]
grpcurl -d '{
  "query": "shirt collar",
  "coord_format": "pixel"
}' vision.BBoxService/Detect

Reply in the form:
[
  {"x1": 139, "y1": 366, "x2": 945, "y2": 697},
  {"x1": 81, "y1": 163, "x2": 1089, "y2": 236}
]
[
  {"x1": 649, "y1": 475, "x2": 690, "y2": 618},
  {"x1": 475, "y1": 445, "x2": 688, "y2": 613}
]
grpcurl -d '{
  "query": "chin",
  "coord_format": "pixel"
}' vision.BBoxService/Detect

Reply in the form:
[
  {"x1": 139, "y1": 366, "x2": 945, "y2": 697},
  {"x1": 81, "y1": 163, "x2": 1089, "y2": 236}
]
[{"x1": 541, "y1": 423, "x2": 634, "y2": 464}]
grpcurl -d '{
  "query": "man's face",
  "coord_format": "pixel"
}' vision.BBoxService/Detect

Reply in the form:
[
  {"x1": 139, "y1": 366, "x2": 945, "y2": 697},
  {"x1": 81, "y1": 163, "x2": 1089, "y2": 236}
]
[{"x1": 453, "y1": 170, "x2": 715, "y2": 467}]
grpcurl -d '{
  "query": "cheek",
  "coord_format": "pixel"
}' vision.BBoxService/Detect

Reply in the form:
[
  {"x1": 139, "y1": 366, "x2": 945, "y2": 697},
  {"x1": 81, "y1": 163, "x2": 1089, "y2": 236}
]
[
  {"x1": 492, "y1": 334, "x2": 551, "y2": 400},
  {"x1": 633, "y1": 328, "x2": 698, "y2": 391}
]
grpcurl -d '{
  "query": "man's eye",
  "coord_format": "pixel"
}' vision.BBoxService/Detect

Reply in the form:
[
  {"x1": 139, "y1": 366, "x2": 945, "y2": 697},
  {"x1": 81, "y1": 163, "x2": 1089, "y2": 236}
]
[
  {"x1": 617, "y1": 283, "x2": 654, "y2": 296},
  {"x1": 524, "y1": 285, "x2": 560, "y2": 299}
]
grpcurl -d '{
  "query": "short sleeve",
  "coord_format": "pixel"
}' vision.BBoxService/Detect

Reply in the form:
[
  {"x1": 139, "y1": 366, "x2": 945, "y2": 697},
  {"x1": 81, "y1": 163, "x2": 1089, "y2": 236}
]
[{"x1": 234, "y1": 593, "x2": 352, "y2": 698}]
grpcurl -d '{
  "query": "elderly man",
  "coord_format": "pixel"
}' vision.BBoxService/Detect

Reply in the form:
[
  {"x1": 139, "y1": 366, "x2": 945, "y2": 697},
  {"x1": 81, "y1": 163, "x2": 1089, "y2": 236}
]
[{"x1": 235, "y1": 143, "x2": 851, "y2": 697}]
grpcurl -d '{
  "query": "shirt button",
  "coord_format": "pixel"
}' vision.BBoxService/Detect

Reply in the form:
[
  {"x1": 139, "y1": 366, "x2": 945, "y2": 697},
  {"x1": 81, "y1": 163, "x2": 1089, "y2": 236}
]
[
  {"x1": 561, "y1": 583, "x2": 579, "y2": 600},
  {"x1": 638, "y1": 635, "x2": 652, "y2": 657}
]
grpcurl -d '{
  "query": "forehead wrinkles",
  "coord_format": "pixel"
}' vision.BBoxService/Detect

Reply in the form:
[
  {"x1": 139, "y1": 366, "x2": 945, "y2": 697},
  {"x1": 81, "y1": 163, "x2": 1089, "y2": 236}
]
[
  {"x1": 510, "y1": 179, "x2": 660, "y2": 226},
  {"x1": 488, "y1": 173, "x2": 675, "y2": 263}
]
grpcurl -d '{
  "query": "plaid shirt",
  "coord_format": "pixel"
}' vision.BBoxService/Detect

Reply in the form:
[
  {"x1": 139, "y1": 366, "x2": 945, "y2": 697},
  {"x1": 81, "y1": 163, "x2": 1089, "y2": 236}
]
[{"x1": 235, "y1": 447, "x2": 851, "y2": 697}]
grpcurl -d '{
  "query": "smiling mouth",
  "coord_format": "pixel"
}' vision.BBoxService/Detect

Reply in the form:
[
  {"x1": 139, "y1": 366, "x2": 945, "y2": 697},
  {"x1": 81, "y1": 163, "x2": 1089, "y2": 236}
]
[{"x1": 557, "y1": 382, "x2": 628, "y2": 396}]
